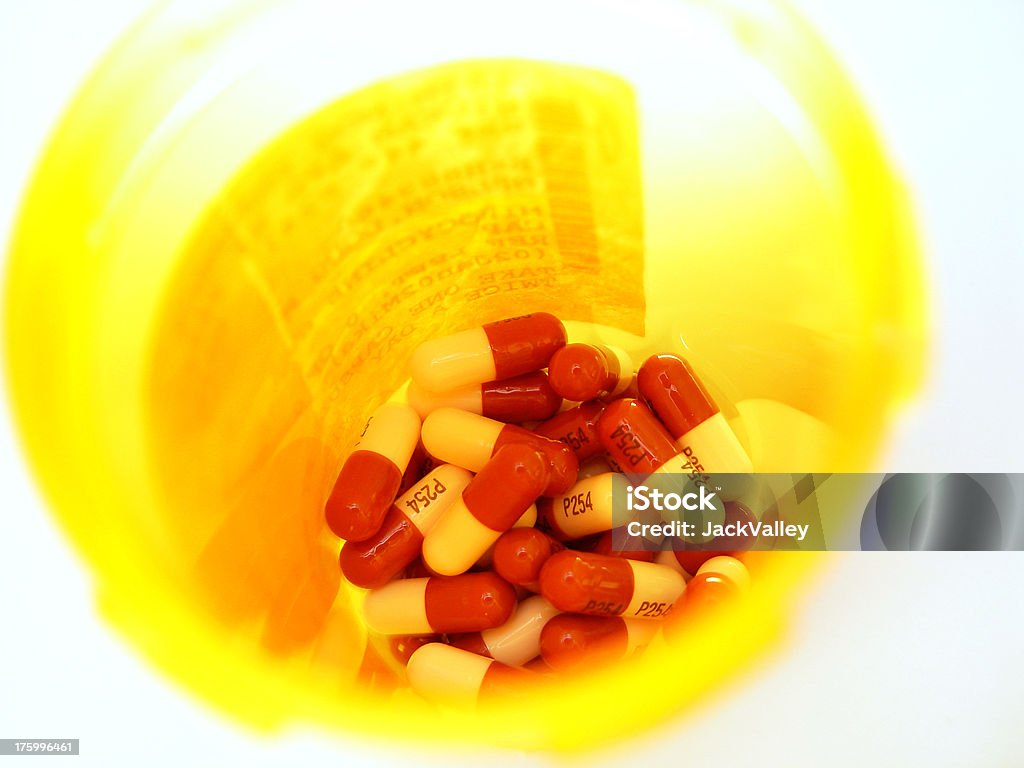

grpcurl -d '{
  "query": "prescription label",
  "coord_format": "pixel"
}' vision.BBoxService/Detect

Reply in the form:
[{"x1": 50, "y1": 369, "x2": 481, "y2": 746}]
[
  {"x1": 147, "y1": 61, "x2": 643, "y2": 650},
  {"x1": 155, "y1": 59, "x2": 643, "y2": 426}
]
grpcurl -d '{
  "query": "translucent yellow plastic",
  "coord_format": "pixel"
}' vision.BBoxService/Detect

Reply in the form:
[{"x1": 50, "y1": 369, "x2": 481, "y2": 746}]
[{"x1": 4, "y1": 0, "x2": 925, "y2": 752}]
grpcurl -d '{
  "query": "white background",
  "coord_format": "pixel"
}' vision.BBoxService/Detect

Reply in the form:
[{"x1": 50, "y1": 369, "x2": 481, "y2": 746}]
[{"x1": 2, "y1": 1, "x2": 1023, "y2": 766}]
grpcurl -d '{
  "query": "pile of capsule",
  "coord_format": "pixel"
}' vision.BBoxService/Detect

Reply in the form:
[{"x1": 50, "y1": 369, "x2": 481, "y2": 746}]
[{"x1": 324, "y1": 312, "x2": 755, "y2": 708}]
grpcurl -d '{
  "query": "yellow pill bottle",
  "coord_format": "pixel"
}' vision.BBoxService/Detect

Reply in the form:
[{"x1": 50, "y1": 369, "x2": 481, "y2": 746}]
[{"x1": 4, "y1": 0, "x2": 925, "y2": 751}]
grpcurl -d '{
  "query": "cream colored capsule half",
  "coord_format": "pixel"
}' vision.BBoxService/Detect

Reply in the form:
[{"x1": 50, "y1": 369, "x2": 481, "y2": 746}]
[
  {"x1": 543, "y1": 472, "x2": 617, "y2": 540},
  {"x1": 648, "y1": 451, "x2": 693, "y2": 480},
  {"x1": 674, "y1": 412, "x2": 754, "y2": 503},
  {"x1": 410, "y1": 327, "x2": 497, "y2": 393},
  {"x1": 407, "y1": 380, "x2": 483, "y2": 419},
  {"x1": 362, "y1": 578, "x2": 432, "y2": 635},
  {"x1": 407, "y1": 643, "x2": 494, "y2": 708},
  {"x1": 675, "y1": 412, "x2": 754, "y2": 475},
  {"x1": 401, "y1": 464, "x2": 474, "y2": 535},
  {"x1": 622, "y1": 560, "x2": 687, "y2": 619},
  {"x1": 482, "y1": 595, "x2": 560, "y2": 667},
  {"x1": 423, "y1": 497, "x2": 501, "y2": 576},
  {"x1": 421, "y1": 407, "x2": 503, "y2": 472},
  {"x1": 355, "y1": 402, "x2": 421, "y2": 470},
  {"x1": 623, "y1": 617, "x2": 661, "y2": 651}
]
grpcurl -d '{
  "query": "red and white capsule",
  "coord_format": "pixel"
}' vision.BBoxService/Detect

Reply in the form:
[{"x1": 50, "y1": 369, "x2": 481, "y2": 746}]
[
  {"x1": 406, "y1": 643, "x2": 534, "y2": 707},
  {"x1": 407, "y1": 371, "x2": 562, "y2": 422},
  {"x1": 421, "y1": 407, "x2": 578, "y2": 495},
  {"x1": 450, "y1": 595, "x2": 560, "y2": 667},
  {"x1": 363, "y1": 572, "x2": 516, "y2": 635},
  {"x1": 410, "y1": 312, "x2": 567, "y2": 392},
  {"x1": 533, "y1": 401, "x2": 606, "y2": 461},
  {"x1": 547, "y1": 343, "x2": 634, "y2": 402},
  {"x1": 596, "y1": 398, "x2": 692, "y2": 480},
  {"x1": 339, "y1": 464, "x2": 473, "y2": 589},
  {"x1": 637, "y1": 354, "x2": 752, "y2": 475},
  {"x1": 423, "y1": 444, "x2": 549, "y2": 576},
  {"x1": 325, "y1": 403, "x2": 421, "y2": 541},
  {"x1": 539, "y1": 614, "x2": 658, "y2": 672},
  {"x1": 539, "y1": 550, "x2": 685, "y2": 620}
]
